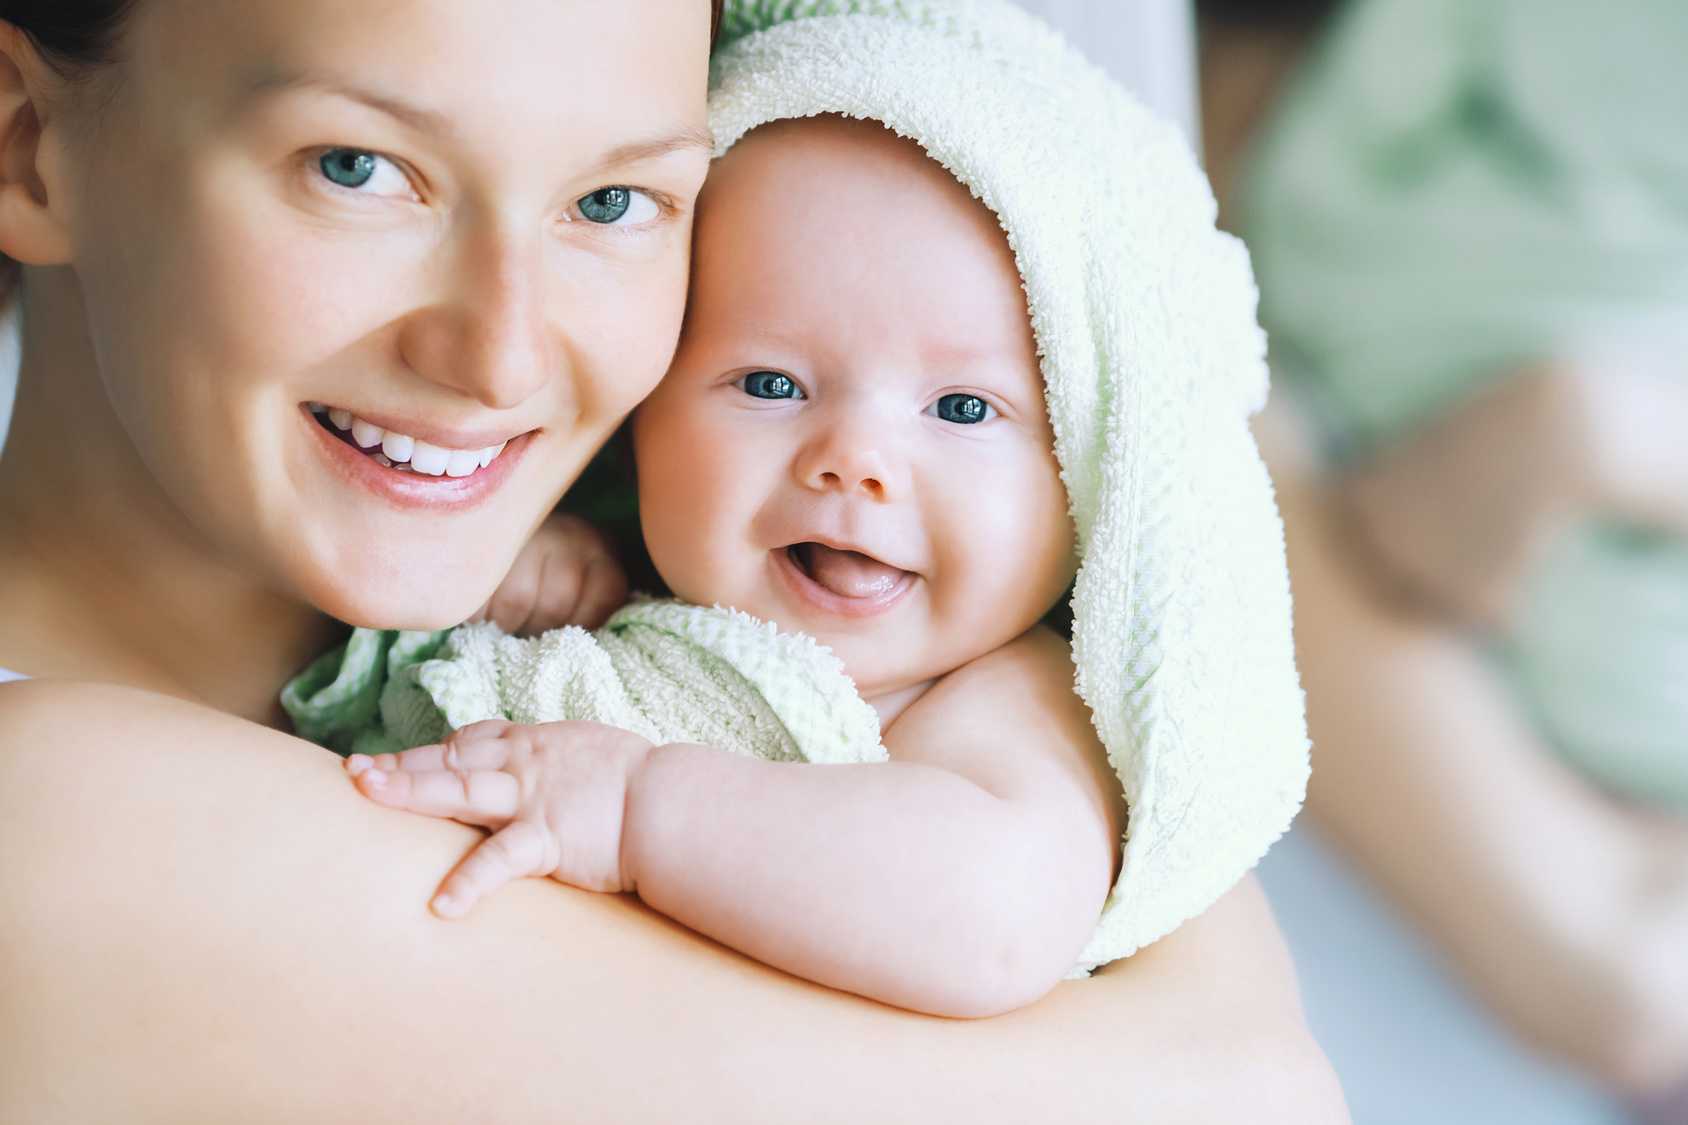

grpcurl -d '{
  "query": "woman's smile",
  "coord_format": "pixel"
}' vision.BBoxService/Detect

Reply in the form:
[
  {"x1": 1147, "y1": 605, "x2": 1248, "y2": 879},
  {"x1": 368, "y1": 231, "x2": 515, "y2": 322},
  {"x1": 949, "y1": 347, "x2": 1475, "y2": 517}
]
[
  {"x1": 308, "y1": 401, "x2": 516, "y2": 476},
  {"x1": 301, "y1": 402, "x2": 532, "y2": 511}
]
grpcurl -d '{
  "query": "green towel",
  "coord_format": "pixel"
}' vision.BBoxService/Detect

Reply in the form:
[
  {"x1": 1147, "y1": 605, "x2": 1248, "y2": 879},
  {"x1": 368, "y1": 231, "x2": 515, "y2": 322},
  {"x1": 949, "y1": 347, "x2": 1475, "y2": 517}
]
[{"x1": 281, "y1": 599, "x2": 885, "y2": 767}]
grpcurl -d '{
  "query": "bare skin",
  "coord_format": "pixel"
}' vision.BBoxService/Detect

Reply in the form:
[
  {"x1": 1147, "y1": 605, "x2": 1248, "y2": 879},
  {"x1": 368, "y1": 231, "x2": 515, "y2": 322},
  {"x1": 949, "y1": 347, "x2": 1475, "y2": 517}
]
[
  {"x1": 0, "y1": 679, "x2": 1346, "y2": 1124},
  {"x1": 0, "y1": 1, "x2": 1344, "y2": 1118}
]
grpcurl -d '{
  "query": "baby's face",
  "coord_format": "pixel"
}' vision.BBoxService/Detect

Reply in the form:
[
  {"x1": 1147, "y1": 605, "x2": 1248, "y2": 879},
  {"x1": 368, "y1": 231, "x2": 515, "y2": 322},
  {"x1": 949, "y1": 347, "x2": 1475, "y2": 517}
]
[{"x1": 632, "y1": 118, "x2": 1075, "y2": 698}]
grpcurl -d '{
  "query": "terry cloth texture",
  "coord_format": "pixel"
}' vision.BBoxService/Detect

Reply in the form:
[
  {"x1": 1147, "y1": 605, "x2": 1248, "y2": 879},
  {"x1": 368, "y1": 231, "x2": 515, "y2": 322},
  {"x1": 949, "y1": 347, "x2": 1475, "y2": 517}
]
[
  {"x1": 711, "y1": 0, "x2": 1309, "y2": 969},
  {"x1": 1242, "y1": 0, "x2": 1688, "y2": 809},
  {"x1": 282, "y1": 600, "x2": 885, "y2": 766}
]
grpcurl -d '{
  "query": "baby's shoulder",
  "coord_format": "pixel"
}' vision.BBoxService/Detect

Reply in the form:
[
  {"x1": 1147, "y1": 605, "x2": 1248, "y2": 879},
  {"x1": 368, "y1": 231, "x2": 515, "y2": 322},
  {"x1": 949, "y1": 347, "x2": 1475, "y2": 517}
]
[
  {"x1": 891, "y1": 625, "x2": 1092, "y2": 752},
  {"x1": 928, "y1": 624, "x2": 1079, "y2": 709}
]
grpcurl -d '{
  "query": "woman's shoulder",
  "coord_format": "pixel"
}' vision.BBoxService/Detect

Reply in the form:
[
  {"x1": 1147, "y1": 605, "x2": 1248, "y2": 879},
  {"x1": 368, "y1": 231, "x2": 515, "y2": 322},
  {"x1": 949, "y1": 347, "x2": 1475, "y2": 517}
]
[
  {"x1": 0, "y1": 680, "x2": 1345, "y2": 1123},
  {"x1": 0, "y1": 679, "x2": 696, "y2": 1120},
  {"x1": 0, "y1": 678, "x2": 323, "y2": 765}
]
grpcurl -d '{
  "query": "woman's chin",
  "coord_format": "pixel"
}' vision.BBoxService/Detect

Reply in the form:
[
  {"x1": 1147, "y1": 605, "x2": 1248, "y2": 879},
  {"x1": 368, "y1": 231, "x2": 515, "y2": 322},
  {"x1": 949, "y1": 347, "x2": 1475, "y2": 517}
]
[
  {"x1": 293, "y1": 563, "x2": 497, "y2": 633},
  {"x1": 273, "y1": 513, "x2": 526, "y2": 631}
]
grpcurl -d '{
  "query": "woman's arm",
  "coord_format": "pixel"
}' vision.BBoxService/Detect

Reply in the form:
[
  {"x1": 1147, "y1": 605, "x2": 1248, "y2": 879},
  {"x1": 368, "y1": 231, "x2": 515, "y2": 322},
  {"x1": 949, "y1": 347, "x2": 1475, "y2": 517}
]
[
  {"x1": 1257, "y1": 399, "x2": 1688, "y2": 1095},
  {"x1": 0, "y1": 680, "x2": 1345, "y2": 1124}
]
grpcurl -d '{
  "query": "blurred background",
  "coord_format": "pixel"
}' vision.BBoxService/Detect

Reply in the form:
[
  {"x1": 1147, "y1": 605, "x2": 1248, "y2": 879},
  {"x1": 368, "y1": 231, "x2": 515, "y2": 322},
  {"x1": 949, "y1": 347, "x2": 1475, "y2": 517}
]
[{"x1": 1018, "y1": 1, "x2": 1688, "y2": 1121}]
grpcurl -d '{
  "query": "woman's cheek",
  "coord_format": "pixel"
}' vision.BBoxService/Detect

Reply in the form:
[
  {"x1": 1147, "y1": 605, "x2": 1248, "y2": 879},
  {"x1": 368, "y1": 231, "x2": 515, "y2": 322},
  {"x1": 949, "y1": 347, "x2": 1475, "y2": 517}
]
[{"x1": 563, "y1": 233, "x2": 697, "y2": 421}]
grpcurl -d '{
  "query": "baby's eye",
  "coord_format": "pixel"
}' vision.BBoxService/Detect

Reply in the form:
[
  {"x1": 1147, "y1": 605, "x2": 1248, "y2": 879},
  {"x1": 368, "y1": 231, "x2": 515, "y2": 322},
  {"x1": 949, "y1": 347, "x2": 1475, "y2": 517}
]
[
  {"x1": 318, "y1": 148, "x2": 413, "y2": 198},
  {"x1": 930, "y1": 394, "x2": 993, "y2": 425},
  {"x1": 575, "y1": 186, "x2": 661, "y2": 226},
  {"x1": 739, "y1": 371, "x2": 803, "y2": 400}
]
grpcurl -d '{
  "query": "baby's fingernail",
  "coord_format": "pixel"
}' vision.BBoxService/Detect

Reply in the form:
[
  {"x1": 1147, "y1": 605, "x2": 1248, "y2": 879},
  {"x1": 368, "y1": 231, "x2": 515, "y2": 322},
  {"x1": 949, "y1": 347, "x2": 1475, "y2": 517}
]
[
  {"x1": 361, "y1": 769, "x2": 386, "y2": 790},
  {"x1": 345, "y1": 754, "x2": 371, "y2": 774},
  {"x1": 431, "y1": 893, "x2": 458, "y2": 917}
]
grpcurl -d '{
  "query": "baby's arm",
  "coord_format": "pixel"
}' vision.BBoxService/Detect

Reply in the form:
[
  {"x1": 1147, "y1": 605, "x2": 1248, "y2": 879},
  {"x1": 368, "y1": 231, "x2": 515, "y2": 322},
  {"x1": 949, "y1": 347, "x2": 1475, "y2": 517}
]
[
  {"x1": 625, "y1": 625, "x2": 1124, "y2": 1016},
  {"x1": 352, "y1": 626, "x2": 1124, "y2": 1017},
  {"x1": 472, "y1": 512, "x2": 628, "y2": 634}
]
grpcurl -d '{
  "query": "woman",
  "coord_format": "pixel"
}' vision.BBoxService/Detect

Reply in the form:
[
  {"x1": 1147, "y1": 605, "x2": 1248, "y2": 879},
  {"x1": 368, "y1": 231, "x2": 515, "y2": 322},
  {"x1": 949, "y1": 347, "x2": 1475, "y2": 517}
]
[{"x1": 0, "y1": 2, "x2": 1344, "y2": 1120}]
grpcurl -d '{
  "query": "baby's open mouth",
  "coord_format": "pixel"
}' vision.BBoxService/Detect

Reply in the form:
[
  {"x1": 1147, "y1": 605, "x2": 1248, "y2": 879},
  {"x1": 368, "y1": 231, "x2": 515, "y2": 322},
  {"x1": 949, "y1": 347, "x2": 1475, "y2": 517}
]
[
  {"x1": 786, "y1": 542, "x2": 910, "y2": 600},
  {"x1": 308, "y1": 403, "x2": 509, "y2": 478}
]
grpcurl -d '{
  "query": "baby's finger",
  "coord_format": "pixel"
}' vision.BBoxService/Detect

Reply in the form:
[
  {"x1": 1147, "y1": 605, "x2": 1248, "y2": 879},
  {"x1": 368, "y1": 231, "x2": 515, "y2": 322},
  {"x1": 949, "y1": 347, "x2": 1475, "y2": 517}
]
[
  {"x1": 431, "y1": 819, "x2": 555, "y2": 918},
  {"x1": 452, "y1": 719, "x2": 516, "y2": 745},
  {"x1": 355, "y1": 765, "x2": 519, "y2": 827},
  {"x1": 573, "y1": 558, "x2": 630, "y2": 631},
  {"x1": 350, "y1": 736, "x2": 511, "y2": 776},
  {"x1": 485, "y1": 562, "x2": 542, "y2": 635},
  {"x1": 522, "y1": 550, "x2": 584, "y2": 634}
]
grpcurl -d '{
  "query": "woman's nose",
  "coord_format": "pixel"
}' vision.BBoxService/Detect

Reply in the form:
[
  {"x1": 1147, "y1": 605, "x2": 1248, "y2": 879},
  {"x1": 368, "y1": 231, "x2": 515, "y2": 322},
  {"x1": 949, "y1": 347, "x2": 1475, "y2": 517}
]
[
  {"x1": 398, "y1": 226, "x2": 558, "y2": 411},
  {"x1": 794, "y1": 419, "x2": 905, "y2": 501}
]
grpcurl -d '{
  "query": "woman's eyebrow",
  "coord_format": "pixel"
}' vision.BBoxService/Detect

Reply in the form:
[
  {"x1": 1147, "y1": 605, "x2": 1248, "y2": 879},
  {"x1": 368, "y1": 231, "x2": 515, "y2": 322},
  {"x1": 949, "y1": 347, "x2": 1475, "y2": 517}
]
[
  {"x1": 592, "y1": 127, "x2": 716, "y2": 172},
  {"x1": 238, "y1": 67, "x2": 712, "y2": 169},
  {"x1": 239, "y1": 68, "x2": 455, "y2": 136}
]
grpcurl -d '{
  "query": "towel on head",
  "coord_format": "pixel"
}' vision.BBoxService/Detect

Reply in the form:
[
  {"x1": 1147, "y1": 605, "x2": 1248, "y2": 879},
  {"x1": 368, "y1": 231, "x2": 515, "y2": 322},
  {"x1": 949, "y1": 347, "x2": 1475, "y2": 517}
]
[{"x1": 712, "y1": 0, "x2": 1308, "y2": 967}]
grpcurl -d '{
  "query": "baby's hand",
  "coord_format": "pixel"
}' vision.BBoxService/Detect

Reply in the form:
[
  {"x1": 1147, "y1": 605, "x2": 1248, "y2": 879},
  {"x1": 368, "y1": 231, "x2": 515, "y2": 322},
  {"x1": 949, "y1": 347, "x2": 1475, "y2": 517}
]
[
  {"x1": 472, "y1": 513, "x2": 628, "y2": 635},
  {"x1": 345, "y1": 719, "x2": 654, "y2": 915}
]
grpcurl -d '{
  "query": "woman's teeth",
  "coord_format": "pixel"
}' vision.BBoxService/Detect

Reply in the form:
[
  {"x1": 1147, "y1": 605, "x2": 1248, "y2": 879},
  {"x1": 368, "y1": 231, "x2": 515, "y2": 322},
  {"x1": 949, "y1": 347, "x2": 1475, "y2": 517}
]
[{"x1": 309, "y1": 403, "x2": 508, "y2": 477}]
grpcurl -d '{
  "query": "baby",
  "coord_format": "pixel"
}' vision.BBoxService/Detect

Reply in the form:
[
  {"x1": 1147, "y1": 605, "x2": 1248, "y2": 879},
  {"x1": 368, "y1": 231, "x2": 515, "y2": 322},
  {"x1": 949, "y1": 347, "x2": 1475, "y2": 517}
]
[{"x1": 285, "y1": 0, "x2": 1307, "y2": 1017}]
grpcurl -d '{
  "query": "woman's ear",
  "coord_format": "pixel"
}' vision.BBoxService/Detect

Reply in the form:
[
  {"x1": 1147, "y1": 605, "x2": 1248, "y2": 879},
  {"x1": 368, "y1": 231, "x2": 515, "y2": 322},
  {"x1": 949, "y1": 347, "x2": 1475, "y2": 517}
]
[{"x1": 0, "y1": 24, "x2": 73, "y2": 267}]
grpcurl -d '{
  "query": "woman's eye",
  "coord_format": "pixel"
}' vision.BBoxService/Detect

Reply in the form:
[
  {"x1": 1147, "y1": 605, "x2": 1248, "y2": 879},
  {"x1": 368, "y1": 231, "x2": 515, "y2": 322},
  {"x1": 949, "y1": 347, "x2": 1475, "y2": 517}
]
[
  {"x1": 740, "y1": 371, "x2": 802, "y2": 400},
  {"x1": 576, "y1": 186, "x2": 661, "y2": 226},
  {"x1": 931, "y1": 394, "x2": 993, "y2": 425},
  {"x1": 317, "y1": 148, "x2": 412, "y2": 198}
]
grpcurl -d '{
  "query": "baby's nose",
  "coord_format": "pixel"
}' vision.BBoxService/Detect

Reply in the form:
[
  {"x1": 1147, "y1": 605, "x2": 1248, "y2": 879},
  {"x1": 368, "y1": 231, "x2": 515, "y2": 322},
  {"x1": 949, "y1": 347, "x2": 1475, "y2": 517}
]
[{"x1": 796, "y1": 432, "x2": 900, "y2": 500}]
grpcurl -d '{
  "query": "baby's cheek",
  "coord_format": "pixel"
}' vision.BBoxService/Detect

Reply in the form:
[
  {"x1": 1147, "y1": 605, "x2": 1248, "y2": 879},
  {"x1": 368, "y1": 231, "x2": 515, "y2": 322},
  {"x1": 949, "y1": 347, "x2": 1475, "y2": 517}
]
[
  {"x1": 638, "y1": 461, "x2": 736, "y2": 603},
  {"x1": 942, "y1": 461, "x2": 1070, "y2": 625}
]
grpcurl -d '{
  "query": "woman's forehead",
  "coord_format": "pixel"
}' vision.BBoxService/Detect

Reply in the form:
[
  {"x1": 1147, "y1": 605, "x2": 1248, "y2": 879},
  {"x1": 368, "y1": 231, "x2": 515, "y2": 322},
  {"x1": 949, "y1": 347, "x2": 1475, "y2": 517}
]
[{"x1": 120, "y1": 0, "x2": 711, "y2": 142}]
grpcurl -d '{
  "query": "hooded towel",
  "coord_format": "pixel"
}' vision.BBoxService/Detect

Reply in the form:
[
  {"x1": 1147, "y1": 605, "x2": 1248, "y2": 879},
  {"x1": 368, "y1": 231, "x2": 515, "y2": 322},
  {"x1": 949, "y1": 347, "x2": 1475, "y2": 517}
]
[{"x1": 711, "y1": 0, "x2": 1309, "y2": 967}]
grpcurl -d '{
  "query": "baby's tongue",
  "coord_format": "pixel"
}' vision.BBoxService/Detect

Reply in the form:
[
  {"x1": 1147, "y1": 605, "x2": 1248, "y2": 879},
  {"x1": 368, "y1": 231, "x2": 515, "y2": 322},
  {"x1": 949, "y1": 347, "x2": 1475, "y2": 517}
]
[{"x1": 799, "y1": 543, "x2": 904, "y2": 599}]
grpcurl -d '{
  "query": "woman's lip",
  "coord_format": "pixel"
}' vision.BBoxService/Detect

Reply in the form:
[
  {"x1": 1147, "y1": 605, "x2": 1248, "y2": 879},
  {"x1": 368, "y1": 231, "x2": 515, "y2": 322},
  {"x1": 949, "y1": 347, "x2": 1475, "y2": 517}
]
[
  {"x1": 302, "y1": 404, "x2": 530, "y2": 512},
  {"x1": 772, "y1": 546, "x2": 917, "y2": 619},
  {"x1": 306, "y1": 402, "x2": 528, "y2": 451}
]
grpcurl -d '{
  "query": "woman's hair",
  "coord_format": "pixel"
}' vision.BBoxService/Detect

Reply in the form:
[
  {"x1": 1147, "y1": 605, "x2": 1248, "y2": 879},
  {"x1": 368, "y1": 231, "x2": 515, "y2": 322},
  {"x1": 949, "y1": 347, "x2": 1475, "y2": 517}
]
[
  {"x1": 0, "y1": 2, "x2": 139, "y2": 71},
  {"x1": 2, "y1": 0, "x2": 726, "y2": 71}
]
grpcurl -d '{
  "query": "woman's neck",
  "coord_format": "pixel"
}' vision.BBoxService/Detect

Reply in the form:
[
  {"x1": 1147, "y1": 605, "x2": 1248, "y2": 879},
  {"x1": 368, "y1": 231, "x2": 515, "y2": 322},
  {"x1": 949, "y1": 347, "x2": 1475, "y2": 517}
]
[{"x1": 0, "y1": 271, "x2": 345, "y2": 726}]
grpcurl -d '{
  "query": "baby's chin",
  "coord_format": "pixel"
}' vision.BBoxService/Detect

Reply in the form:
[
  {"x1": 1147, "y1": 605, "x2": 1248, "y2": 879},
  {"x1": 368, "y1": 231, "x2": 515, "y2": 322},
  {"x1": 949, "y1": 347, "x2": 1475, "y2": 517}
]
[{"x1": 800, "y1": 626, "x2": 943, "y2": 698}]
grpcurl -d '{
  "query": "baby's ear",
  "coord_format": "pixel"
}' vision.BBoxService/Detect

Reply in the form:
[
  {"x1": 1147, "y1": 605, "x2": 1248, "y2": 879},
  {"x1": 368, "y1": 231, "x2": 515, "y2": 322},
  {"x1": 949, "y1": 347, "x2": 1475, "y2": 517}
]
[{"x1": 0, "y1": 24, "x2": 74, "y2": 267}]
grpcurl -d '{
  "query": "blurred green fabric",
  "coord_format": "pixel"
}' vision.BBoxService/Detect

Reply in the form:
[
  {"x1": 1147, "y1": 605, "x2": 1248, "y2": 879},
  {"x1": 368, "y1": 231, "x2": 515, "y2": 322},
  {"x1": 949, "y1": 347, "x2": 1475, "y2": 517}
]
[
  {"x1": 1241, "y1": 0, "x2": 1688, "y2": 809},
  {"x1": 1242, "y1": 0, "x2": 1688, "y2": 455}
]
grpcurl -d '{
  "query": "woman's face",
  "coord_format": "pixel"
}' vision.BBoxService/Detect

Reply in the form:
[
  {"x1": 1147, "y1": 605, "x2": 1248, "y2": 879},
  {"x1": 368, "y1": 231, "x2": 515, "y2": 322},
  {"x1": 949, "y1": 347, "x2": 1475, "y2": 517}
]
[{"x1": 50, "y1": 0, "x2": 711, "y2": 628}]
